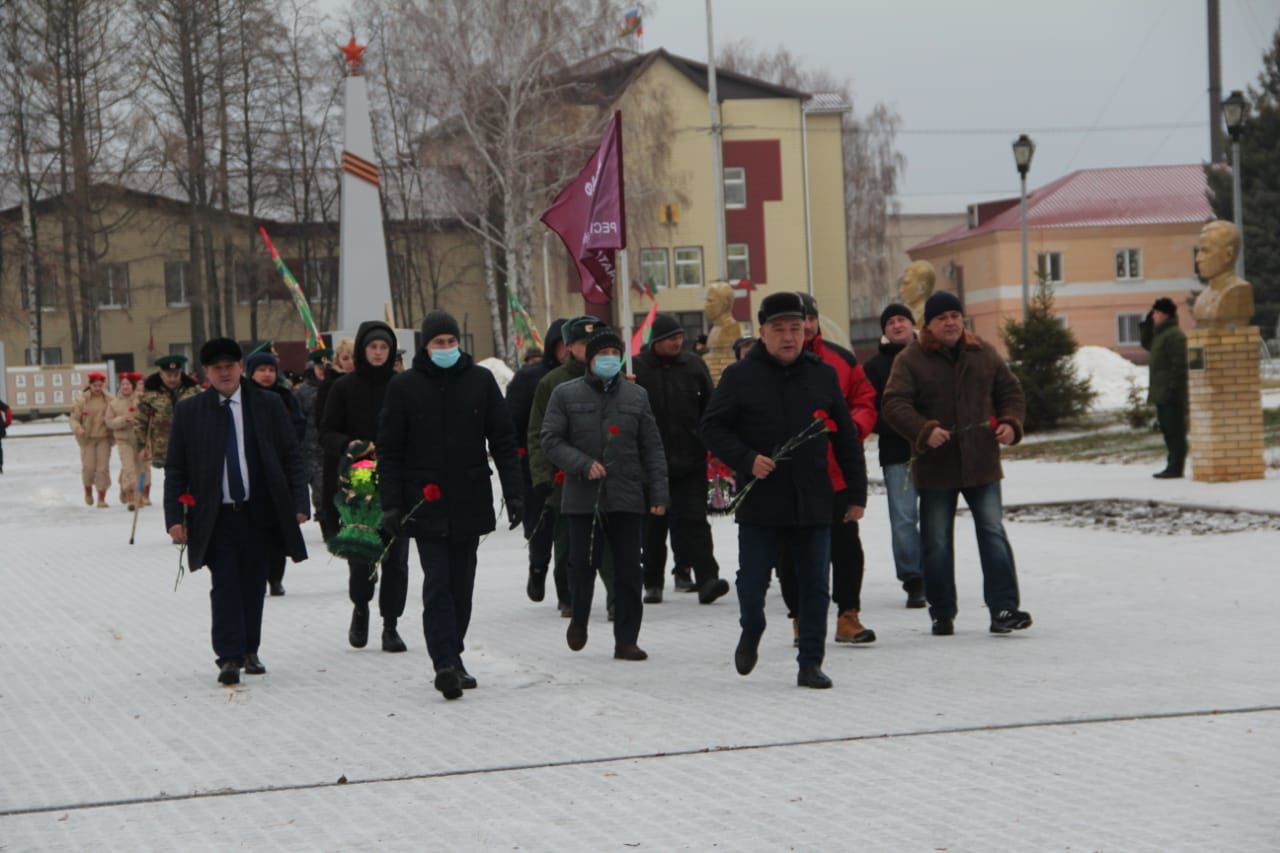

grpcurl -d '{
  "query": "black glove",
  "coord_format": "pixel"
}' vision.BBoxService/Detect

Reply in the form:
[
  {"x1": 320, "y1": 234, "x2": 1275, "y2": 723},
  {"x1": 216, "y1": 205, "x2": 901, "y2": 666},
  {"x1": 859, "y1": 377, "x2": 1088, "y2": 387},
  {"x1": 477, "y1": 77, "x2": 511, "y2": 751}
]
[
  {"x1": 533, "y1": 482, "x2": 553, "y2": 500},
  {"x1": 506, "y1": 497, "x2": 524, "y2": 531},
  {"x1": 380, "y1": 508, "x2": 403, "y2": 537}
]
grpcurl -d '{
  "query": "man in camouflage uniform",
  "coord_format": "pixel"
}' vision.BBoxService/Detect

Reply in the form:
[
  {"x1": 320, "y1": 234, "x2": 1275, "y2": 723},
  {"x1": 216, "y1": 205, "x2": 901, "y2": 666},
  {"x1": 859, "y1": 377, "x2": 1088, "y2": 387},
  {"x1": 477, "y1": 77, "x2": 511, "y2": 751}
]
[{"x1": 134, "y1": 354, "x2": 201, "y2": 505}]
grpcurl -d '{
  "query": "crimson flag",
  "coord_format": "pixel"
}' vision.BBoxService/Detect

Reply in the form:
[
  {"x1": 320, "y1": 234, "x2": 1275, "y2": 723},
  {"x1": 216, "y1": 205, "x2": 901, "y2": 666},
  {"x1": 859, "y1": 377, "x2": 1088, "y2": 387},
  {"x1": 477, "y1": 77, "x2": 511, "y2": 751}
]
[{"x1": 540, "y1": 111, "x2": 627, "y2": 305}]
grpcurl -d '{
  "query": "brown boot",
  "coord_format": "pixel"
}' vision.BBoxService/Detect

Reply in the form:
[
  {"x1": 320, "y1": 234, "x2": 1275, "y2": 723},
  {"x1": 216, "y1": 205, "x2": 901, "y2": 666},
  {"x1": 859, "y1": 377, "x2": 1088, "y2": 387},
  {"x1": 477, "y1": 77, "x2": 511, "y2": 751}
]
[
  {"x1": 96, "y1": 489, "x2": 109, "y2": 509},
  {"x1": 84, "y1": 486, "x2": 94, "y2": 506},
  {"x1": 613, "y1": 643, "x2": 648, "y2": 661},
  {"x1": 835, "y1": 609, "x2": 876, "y2": 644}
]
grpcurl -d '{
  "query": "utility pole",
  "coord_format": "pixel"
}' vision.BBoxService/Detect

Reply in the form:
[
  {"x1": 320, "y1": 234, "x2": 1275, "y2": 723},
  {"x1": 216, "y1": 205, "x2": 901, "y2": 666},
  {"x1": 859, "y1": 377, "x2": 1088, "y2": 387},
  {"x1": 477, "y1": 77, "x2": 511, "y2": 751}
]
[
  {"x1": 704, "y1": 0, "x2": 728, "y2": 281},
  {"x1": 1208, "y1": 0, "x2": 1224, "y2": 162}
]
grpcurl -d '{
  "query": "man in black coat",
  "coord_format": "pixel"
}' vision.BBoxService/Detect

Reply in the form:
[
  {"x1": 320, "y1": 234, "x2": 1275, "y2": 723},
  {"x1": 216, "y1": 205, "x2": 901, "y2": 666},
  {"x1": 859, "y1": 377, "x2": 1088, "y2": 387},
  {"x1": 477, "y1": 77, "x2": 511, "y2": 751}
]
[
  {"x1": 632, "y1": 313, "x2": 727, "y2": 605},
  {"x1": 702, "y1": 293, "x2": 867, "y2": 689},
  {"x1": 164, "y1": 338, "x2": 310, "y2": 686},
  {"x1": 377, "y1": 310, "x2": 523, "y2": 700},
  {"x1": 505, "y1": 318, "x2": 565, "y2": 601},
  {"x1": 862, "y1": 303, "x2": 927, "y2": 608},
  {"x1": 321, "y1": 320, "x2": 410, "y2": 653}
]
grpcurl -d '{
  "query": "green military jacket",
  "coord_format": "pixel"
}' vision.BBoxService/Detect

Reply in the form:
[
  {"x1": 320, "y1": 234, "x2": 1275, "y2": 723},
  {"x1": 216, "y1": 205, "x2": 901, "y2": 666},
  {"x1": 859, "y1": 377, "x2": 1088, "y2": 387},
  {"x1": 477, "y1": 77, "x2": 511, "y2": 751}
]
[
  {"x1": 134, "y1": 372, "x2": 201, "y2": 468},
  {"x1": 1146, "y1": 318, "x2": 1188, "y2": 408},
  {"x1": 527, "y1": 356, "x2": 586, "y2": 491}
]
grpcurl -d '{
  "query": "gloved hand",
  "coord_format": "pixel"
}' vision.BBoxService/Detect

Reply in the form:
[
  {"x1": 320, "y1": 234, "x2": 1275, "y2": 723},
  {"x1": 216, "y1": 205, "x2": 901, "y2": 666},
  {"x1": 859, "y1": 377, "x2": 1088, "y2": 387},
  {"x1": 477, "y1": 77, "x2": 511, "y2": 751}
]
[
  {"x1": 506, "y1": 497, "x2": 524, "y2": 531},
  {"x1": 380, "y1": 507, "x2": 403, "y2": 536},
  {"x1": 533, "y1": 482, "x2": 553, "y2": 500}
]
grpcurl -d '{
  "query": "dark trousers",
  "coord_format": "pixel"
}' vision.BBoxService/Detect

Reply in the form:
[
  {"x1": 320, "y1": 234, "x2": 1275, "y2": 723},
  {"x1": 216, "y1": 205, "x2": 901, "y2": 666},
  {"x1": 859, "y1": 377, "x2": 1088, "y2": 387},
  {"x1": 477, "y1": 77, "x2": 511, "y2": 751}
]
[
  {"x1": 918, "y1": 481, "x2": 1020, "y2": 620},
  {"x1": 268, "y1": 546, "x2": 286, "y2": 587},
  {"x1": 739, "y1": 523, "x2": 830, "y2": 669},
  {"x1": 643, "y1": 473, "x2": 719, "y2": 588},
  {"x1": 415, "y1": 534, "x2": 480, "y2": 672},
  {"x1": 567, "y1": 512, "x2": 643, "y2": 645},
  {"x1": 1156, "y1": 402, "x2": 1187, "y2": 474},
  {"x1": 777, "y1": 491, "x2": 864, "y2": 615},
  {"x1": 205, "y1": 505, "x2": 271, "y2": 665},
  {"x1": 0, "y1": 437, "x2": 5, "y2": 469},
  {"x1": 349, "y1": 533, "x2": 410, "y2": 621}
]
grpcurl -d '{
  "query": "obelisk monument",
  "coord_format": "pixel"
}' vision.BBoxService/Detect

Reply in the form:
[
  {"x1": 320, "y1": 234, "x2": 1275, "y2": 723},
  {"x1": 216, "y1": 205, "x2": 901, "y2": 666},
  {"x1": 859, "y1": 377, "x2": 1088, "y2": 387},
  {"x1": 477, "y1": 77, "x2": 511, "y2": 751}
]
[{"x1": 336, "y1": 37, "x2": 393, "y2": 332}]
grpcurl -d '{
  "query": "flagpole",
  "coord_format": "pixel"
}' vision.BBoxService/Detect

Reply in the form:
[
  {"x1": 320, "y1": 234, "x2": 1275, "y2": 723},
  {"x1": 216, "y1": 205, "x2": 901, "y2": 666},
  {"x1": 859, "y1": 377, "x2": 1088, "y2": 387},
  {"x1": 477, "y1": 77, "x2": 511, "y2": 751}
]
[
  {"x1": 620, "y1": 247, "x2": 633, "y2": 374},
  {"x1": 542, "y1": 232, "x2": 552, "y2": 330}
]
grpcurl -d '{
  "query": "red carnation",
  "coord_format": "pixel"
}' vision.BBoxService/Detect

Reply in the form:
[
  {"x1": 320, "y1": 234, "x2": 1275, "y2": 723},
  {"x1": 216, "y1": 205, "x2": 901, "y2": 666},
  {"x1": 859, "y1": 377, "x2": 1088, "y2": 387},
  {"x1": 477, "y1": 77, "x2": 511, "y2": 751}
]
[
  {"x1": 422, "y1": 483, "x2": 442, "y2": 502},
  {"x1": 128, "y1": 407, "x2": 136, "y2": 413},
  {"x1": 823, "y1": 418, "x2": 838, "y2": 433},
  {"x1": 608, "y1": 424, "x2": 621, "y2": 436},
  {"x1": 717, "y1": 463, "x2": 734, "y2": 478},
  {"x1": 988, "y1": 416, "x2": 999, "y2": 430},
  {"x1": 517, "y1": 447, "x2": 527, "y2": 458},
  {"x1": 178, "y1": 492, "x2": 197, "y2": 507},
  {"x1": 813, "y1": 409, "x2": 829, "y2": 420},
  {"x1": 553, "y1": 470, "x2": 566, "y2": 485}
]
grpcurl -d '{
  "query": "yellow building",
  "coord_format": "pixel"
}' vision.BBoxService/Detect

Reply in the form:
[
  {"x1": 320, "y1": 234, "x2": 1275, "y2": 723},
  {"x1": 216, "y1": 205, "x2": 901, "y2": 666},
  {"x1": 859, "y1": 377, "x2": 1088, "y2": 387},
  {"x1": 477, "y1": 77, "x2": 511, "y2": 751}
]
[
  {"x1": 907, "y1": 165, "x2": 1212, "y2": 359},
  {"x1": 537, "y1": 49, "x2": 851, "y2": 345}
]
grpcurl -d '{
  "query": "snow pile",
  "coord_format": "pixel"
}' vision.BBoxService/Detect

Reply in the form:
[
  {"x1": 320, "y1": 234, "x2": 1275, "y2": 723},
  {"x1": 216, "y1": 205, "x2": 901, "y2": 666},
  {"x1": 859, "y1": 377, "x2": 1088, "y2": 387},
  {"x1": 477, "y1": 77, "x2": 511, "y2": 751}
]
[
  {"x1": 477, "y1": 357, "x2": 515, "y2": 394},
  {"x1": 1071, "y1": 346, "x2": 1146, "y2": 412}
]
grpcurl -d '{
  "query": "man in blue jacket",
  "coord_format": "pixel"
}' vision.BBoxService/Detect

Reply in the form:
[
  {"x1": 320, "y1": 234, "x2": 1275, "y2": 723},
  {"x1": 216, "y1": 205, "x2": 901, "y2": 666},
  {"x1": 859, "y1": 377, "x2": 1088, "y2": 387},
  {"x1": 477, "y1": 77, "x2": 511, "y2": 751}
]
[{"x1": 702, "y1": 292, "x2": 867, "y2": 689}]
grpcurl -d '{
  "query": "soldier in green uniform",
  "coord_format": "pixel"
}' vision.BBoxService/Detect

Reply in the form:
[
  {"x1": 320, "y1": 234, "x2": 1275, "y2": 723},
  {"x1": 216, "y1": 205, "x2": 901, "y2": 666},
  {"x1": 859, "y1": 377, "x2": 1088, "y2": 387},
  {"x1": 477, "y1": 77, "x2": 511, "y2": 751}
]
[
  {"x1": 134, "y1": 354, "x2": 201, "y2": 505},
  {"x1": 1141, "y1": 297, "x2": 1189, "y2": 479},
  {"x1": 527, "y1": 316, "x2": 615, "y2": 619}
]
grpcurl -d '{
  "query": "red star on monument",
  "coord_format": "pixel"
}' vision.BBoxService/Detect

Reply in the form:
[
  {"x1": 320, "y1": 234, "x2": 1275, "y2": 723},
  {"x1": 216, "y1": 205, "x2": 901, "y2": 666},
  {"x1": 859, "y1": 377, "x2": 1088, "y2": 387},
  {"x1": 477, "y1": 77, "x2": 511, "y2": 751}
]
[{"x1": 340, "y1": 37, "x2": 366, "y2": 71}]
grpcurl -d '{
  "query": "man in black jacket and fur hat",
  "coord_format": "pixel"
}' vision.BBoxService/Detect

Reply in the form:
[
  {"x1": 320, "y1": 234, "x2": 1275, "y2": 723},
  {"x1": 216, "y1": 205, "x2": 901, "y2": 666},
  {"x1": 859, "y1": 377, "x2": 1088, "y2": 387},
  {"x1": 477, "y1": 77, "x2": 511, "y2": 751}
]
[
  {"x1": 702, "y1": 293, "x2": 867, "y2": 690},
  {"x1": 164, "y1": 337, "x2": 310, "y2": 686},
  {"x1": 378, "y1": 310, "x2": 523, "y2": 700},
  {"x1": 321, "y1": 320, "x2": 410, "y2": 652}
]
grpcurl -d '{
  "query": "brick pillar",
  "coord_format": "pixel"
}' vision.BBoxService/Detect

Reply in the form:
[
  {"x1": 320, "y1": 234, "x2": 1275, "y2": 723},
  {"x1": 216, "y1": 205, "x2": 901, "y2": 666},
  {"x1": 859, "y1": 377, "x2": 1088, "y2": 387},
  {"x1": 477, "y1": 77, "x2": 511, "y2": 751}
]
[{"x1": 1187, "y1": 326, "x2": 1265, "y2": 482}]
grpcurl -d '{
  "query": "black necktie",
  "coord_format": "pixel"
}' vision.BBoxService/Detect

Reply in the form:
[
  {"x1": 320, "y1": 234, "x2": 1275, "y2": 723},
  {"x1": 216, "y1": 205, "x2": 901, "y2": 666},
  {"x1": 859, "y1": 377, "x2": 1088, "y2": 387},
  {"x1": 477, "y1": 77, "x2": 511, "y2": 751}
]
[{"x1": 223, "y1": 399, "x2": 246, "y2": 502}]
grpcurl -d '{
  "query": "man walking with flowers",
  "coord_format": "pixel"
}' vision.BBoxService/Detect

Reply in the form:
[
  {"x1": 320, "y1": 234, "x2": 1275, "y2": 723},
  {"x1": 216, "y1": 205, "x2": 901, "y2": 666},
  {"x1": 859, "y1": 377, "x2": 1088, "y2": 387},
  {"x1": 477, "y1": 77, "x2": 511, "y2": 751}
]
[{"x1": 701, "y1": 292, "x2": 867, "y2": 689}]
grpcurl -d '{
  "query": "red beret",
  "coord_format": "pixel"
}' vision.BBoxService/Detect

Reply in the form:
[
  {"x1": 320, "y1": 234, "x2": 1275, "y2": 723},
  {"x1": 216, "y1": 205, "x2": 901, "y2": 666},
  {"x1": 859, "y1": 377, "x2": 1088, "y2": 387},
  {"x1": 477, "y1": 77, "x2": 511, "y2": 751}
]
[{"x1": 87, "y1": 372, "x2": 107, "y2": 383}]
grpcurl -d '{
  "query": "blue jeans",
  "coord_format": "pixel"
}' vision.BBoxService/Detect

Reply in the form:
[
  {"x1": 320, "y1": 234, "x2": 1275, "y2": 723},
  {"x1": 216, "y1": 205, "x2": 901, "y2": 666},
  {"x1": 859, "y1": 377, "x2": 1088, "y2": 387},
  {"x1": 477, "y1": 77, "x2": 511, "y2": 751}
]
[
  {"x1": 738, "y1": 524, "x2": 830, "y2": 668},
  {"x1": 882, "y1": 464, "x2": 923, "y2": 584},
  {"x1": 918, "y1": 481, "x2": 1020, "y2": 620}
]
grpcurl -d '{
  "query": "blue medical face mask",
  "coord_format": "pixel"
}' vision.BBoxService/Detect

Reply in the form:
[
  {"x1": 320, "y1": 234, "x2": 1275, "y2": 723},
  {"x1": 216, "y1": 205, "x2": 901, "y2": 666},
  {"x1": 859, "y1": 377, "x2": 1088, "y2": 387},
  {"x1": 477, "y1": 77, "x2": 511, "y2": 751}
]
[
  {"x1": 592, "y1": 355, "x2": 622, "y2": 380},
  {"x1": 429, "y1": 346, "x2": 461, "y2": 369}
]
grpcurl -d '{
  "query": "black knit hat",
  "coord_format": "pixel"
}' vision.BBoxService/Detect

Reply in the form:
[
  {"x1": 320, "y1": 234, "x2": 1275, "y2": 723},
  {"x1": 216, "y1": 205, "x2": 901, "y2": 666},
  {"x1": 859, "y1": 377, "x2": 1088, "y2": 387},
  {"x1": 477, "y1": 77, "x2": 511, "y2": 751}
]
[
  {"x1": 757, "y1": 291, "x2": 806, "y2": 326},
  {"x1": 649, "y1": 313, "x2": 683, "y2": 343},
  {"x1": 199, "y1": 337, "x2": 243, "y2": 366},
  {"x1": 585, "y1": 329, "x2": 625, "y2": 363},
  {"x1": 1151, "y1": 297, "x2": 1177, "y2": 316},
  {"x1": 245, "y1": 351, "x2": 279, "y2": 374},
  {"x1": 923, "y1": 291, "x2": 963, "y2": 325},
  {"x1": 564, "y1": 315, "x2": 605, "y2": 345},
  {"x1": 798, "y1": 292, "x2": 819, "y2": 317},
  {"x1": 879, "y1": 303, "x2": 915, "y2": 331},
  {"x1": 420, "y1": 310, "x2": 461, "y2": 343}
]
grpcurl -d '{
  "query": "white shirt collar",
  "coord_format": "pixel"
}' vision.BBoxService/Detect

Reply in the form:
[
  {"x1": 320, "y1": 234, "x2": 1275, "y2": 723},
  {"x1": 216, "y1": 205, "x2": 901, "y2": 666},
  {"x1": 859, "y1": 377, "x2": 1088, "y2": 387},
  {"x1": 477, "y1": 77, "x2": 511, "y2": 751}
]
[{"x1": 221, "y1": 386, "x2": 242, "y2": 405}]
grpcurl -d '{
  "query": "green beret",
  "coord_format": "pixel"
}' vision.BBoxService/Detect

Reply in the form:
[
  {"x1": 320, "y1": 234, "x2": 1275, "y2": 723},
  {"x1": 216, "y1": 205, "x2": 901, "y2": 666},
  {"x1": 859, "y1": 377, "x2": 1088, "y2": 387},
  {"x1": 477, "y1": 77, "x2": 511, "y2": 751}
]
[{"x1": 154, "y1": 355, "x2": 188, "y2": 370}]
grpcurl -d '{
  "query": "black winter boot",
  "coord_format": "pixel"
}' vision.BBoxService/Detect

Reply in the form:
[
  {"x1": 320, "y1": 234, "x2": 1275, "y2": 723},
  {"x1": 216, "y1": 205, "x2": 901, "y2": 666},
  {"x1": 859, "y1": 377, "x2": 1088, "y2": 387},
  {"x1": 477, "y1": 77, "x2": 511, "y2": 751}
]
[{"x1": 349, "y1": 606, "x2": 369, "y2": 649}]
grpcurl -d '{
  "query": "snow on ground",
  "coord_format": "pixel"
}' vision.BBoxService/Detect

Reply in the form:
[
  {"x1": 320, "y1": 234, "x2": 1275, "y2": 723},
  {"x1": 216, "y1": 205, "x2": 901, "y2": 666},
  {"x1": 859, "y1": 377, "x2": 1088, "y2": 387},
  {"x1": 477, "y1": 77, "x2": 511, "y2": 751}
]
[
  {"x1": 1072, "y1": 345, "x2": 1147, "y2": 411},
  {"x1": 0, "y1": 435, "x2": 1277, "y2": 848}
]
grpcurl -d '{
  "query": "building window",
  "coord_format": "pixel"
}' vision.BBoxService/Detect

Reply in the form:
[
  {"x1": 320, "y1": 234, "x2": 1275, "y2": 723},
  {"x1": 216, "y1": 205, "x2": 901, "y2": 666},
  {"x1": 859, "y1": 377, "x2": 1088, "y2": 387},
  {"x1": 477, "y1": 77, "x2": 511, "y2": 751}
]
[
  {"x1": 235, "y1": 260, "x2": 266, "y2": 305},
  {"x1": 98, "y1": 263, "x2": 130, "y2": 308},
  {"x1": 726, "y1": 243, "x2": 750, "y2": 281},
  {"x1": 638, "y1": 248, "x2": 669, "y2": 291},
  {"x1": 24, "y1": 347, "x2": 63, "y2": 365},
  {"x1": 168, "y1": 342, "x2": 193, "y2": 362},
  {"x1": 1037, "y1": 251, "x2": 1063, "y2": 284},
  {"x1": 20, "y1": 269, "x2": 59, "y2": 311},
  {"x1": 165, "y1": 261, "x2": 190, "y2": 306},
  {"x1": 1115, "y1": 248, "x2": 1142, "y2": 280},
  {"x1": 723, "y1": 167, "x2": 747, "y2": 209},
  {"x1": 305, "y1": 256, "x2": 338, "y2": 301},
  {"x1": 1117, "y1": 313, "x2": 1143, "y2": 346},
  {"x1": 674, "y1": 247, "x2": 703, "y2": 287}
]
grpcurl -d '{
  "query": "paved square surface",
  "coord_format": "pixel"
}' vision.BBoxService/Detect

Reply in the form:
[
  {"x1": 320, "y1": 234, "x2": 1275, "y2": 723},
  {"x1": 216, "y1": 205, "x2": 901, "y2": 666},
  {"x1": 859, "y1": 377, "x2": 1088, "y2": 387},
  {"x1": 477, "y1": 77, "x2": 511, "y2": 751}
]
[{"x1": 1, "y1": 435, "x2": 1277, "y2": 850}]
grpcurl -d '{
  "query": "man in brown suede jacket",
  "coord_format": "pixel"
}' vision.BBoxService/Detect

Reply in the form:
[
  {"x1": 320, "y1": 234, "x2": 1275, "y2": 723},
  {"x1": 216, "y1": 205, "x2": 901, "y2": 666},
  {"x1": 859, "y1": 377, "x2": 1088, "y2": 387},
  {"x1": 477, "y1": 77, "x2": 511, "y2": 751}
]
[{"x1": 881, "y1": 291, "x2": 1033, "y2": 637}]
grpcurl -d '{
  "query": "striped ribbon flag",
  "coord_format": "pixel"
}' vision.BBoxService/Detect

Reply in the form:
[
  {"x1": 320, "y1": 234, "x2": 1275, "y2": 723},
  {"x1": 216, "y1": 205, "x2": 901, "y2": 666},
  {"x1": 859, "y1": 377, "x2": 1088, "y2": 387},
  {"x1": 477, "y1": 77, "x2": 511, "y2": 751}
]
[
  {"x1": 257, "y1": 227, "x2": 324, "y2": 352},
  {"x1": 631, "y1": 299, "x2": 658, "y2": 355},
  {"x1": 506, "y1": 288, "x2": 544, "y2": 353}
]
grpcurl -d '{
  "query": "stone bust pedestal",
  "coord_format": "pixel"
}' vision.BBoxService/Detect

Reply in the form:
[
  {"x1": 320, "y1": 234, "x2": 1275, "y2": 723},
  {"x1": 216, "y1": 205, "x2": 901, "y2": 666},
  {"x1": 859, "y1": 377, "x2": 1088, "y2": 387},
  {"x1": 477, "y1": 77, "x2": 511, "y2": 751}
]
[{"x1": 1187, "y1": 221, "x2": 1264, "y2": 482}]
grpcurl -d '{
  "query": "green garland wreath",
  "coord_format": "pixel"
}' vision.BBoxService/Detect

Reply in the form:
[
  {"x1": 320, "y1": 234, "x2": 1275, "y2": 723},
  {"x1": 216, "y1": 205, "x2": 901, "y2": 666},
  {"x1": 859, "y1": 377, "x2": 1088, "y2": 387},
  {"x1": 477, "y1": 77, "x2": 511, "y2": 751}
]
[{"x1": 327, "y1": 439, "x2": 386, "y2": 563}]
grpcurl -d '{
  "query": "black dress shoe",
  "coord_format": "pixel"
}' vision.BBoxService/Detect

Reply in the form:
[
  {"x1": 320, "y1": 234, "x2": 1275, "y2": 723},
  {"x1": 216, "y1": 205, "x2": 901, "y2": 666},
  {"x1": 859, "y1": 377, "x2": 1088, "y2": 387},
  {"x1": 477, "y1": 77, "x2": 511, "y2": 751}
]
[
  {"x1": 526, "y1": 567, "x2": 547, "y2": 602},
  {"x1": 734, "y1": 631, "x2": 761, "y2": 676},
  {"x1": 434, "y1": 667, "x2": 463, "y2": 700},
  {"x1": 904, "y1": 577, "x2": 927, "y2": 609},
  {"x1": 217, "y1": 660, "x2": 241, "y2": 685},
  {"x1": 643, "y1": 586, "x2": 663, "y2": 604},
  {"x1": 382, "y1": 626, "x2": 407, "y2": 653},
  {"x1": 698, "y1": 578, "x2": 730, "y2": 604},
  {"x1": 243, "y1": 653, "x2": 266, "y2": 675},
  {"x1": 459, "y1": 668, "x2": 478, "y2": 690},
  {"x1": 614, "y1": 643, "x2": 648, "y2": 661},
  {"x1": 349, "y1": 607, "x2": 369, "y2": 649},
  {"x1": 1153, "y1": 469, "x2": 1184, "y2": 479},
  {"x1": 797, "y1": 666, "x2": 833, "y2": 689},
  {"x1": 567, "y1": 619, "x2": 588, "y2": 651},
  {"x1": 269, "y1": 582, "x2": 285, "y2": 597},
  {"x1": 674, "y1": 568, "x2": 697, "y2": 592},
  {"x1": 932, "y1": 617, "x2": 955, "y2": 636}
]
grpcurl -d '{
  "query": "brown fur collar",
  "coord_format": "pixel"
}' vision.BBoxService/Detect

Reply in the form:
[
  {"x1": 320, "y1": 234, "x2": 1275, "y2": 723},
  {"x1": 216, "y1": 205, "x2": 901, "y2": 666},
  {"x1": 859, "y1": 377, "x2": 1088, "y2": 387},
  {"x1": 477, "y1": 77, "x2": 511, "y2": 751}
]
[{"x1": 919, "y1": 326, "x2": 982, "y2": 352}]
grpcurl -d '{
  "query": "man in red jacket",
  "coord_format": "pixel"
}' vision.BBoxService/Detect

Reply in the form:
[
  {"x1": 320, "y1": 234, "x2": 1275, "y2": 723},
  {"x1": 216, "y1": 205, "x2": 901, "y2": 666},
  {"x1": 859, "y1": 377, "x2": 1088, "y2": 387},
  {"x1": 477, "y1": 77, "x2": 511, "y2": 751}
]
[{"x1": 777, "y1": 293, "x2": 879, "y2": 644}]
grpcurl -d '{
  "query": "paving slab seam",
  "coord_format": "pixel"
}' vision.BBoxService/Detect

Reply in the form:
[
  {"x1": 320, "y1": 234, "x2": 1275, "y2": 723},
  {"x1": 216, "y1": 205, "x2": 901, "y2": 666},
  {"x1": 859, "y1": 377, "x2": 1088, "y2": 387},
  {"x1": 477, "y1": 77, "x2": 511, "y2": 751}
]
[{"x1": 4, "y1": 703, "x2": 1276, "y2": 820}]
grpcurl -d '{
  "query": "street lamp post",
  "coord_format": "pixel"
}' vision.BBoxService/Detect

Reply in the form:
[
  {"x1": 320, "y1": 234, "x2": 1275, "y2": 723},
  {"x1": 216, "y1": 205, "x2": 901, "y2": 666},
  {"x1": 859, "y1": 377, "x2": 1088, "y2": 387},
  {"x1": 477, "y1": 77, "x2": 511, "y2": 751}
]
[
  {"x1": 1012, "y1": 134, "x2": 1035, "y2": 321},
  {"x1": 1222, "y1": 89, "x2": 1247, "y2": 278}
]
